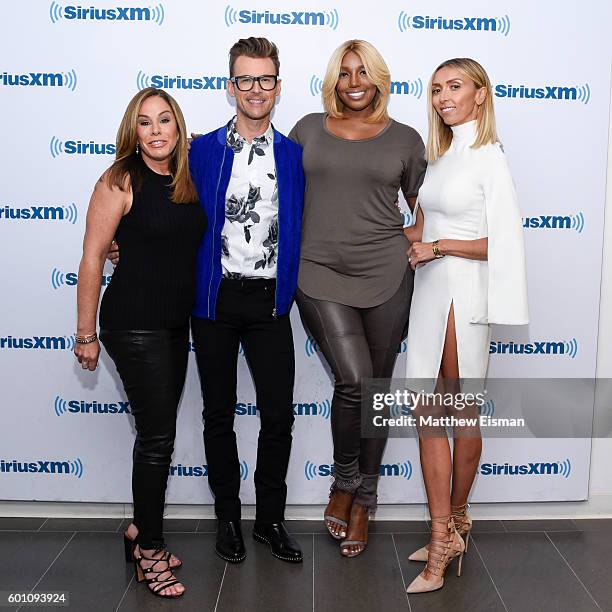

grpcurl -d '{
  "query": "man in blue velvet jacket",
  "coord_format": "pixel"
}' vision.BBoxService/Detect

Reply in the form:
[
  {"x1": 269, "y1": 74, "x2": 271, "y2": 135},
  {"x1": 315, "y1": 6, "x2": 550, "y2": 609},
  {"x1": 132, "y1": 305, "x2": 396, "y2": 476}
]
[{"x1": 189, "y1": 37, "x2": 304, "y2": 564}]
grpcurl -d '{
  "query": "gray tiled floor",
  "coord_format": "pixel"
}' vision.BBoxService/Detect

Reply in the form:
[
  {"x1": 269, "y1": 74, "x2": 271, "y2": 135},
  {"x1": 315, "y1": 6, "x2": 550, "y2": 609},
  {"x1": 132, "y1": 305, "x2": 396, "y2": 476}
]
[{"x1": 0, "y1": 518, "x2": 610, "y2": 611}]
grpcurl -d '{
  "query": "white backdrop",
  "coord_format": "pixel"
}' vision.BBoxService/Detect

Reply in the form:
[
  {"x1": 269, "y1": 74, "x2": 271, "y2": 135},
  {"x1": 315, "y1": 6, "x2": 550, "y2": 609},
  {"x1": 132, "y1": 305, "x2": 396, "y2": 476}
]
[{"x1": 1, "y1": 0, "x2": 610, "y2": 505}]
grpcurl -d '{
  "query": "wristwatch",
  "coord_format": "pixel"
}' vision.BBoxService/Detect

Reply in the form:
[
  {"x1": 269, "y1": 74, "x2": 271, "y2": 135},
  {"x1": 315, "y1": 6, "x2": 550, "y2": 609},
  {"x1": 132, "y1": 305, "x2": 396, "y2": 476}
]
[{"x1": 432, "y1": 240, "x2": 444, "y2": 259}]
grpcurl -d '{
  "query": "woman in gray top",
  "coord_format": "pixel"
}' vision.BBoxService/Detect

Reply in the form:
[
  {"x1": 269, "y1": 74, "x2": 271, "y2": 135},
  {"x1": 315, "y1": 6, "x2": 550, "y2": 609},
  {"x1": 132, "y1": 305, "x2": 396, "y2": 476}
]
[{"x1": 289, "y1": 40, "x2": 426, "y2": 557}]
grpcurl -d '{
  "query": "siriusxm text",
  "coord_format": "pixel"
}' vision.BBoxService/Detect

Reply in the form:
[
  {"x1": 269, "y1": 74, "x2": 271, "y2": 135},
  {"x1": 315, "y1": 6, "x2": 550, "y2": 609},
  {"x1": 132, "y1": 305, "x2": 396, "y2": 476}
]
[
  {"x1": 149, "y1": 75, "x2": 227, "y2": 90},
  {"x1": 1, "y1": 336, "x2": 69, "y2": 350},
  {"x1": 237, "y1": 10, "x2": 325, "y2": 25},
  {"x1": 60, "y1": 141, "x2": 115, "y2": 155},
  {"x1": 480, "y1": 462, "x2": 560, "y2": 476},
  {"x1": 66, "y1": 400, "x2": 130, "y2": 414},
  {"x1": 61, "y1": 6, "x2": 155, "y2": 21},
  {"x1": 496, "y1": 85, "x2": 580, "y2": 100},
  {"x1": 1, "y1": 459, "x2": 70, "y2": 474},
  {"x1": 523, "y1": 215, "x2": 571, "y2": 229},
  {"x1": 410, "y1": 16, "x2": 498, "y2": 31},
  {"x1": 1, "y1": 72, "x2": 64, "y2": 87},
  {"x1": 1, "y1": 206, "x2": 65, "y2": 221},
  {"x1": 490, "y1": 341, "x2": 565, "y2": 355}
]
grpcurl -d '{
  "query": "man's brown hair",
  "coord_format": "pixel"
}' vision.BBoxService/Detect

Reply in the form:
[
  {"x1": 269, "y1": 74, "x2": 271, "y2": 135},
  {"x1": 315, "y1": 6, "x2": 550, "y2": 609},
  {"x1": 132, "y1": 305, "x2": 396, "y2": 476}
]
[{"x1": 229, "y1": 37, "x2": 280, "y2": 76}]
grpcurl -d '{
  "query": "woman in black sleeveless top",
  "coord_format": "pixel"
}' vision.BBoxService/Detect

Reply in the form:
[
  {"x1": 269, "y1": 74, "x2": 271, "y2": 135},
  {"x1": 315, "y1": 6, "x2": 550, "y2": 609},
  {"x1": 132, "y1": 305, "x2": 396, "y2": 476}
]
[{"x1": 74, "y1": 88, "x2": 206, "y2": 599}]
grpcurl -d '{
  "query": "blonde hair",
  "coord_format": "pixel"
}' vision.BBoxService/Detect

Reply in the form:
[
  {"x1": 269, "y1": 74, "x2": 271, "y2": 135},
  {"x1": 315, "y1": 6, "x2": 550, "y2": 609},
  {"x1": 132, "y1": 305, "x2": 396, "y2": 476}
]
[
  {"x1": 322, "y1": 39, "x2": 390, "y2": 124},
  {"x1": 107, "y1": 88, "x2": 197, "y2": 203},
  {"x1": 426, "y1": 58, "x2": 498, "y2": 162}
]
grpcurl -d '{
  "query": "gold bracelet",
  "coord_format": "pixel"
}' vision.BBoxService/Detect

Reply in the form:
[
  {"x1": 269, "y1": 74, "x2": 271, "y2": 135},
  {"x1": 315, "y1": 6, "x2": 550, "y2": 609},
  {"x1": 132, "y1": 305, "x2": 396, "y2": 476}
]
[
  {"x1": 432, "y1": 240, "x2": 444, "y2": 259},
  {"x1": 75, "y1": 332, "x2": 98, "y2": 344}
]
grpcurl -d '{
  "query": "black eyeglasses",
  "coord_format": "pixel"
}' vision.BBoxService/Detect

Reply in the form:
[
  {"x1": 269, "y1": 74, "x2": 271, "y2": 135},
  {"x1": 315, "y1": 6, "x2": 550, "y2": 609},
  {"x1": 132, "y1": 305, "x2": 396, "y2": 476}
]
[{"x1": 230, "y1": 75, "x2": 278, "y2": 91}]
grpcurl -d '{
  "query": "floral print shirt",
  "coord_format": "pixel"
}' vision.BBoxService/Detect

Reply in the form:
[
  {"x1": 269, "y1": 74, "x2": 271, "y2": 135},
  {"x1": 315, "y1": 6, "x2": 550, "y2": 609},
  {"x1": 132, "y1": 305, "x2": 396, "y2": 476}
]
[{"x1": 222, "y1": 117, "x2": 279, "y2": 279}]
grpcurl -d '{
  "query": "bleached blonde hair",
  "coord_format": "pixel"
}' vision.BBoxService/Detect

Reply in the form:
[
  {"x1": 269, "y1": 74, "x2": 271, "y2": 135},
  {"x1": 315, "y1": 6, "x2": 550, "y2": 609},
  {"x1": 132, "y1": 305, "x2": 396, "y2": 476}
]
[{"x1": 322, "y1": 39, "x2": 390, "y2": 124}]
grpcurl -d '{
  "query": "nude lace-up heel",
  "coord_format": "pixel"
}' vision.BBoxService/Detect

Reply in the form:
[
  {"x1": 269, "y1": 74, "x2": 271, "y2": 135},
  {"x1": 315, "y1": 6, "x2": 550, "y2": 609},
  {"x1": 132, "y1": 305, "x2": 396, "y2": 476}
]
[
  {"x1": 406, "y1": 516, "x2": 465, "y2": 594},
  {"x1": 408, "y1": 503, "x2": 472, "y2": 562}
]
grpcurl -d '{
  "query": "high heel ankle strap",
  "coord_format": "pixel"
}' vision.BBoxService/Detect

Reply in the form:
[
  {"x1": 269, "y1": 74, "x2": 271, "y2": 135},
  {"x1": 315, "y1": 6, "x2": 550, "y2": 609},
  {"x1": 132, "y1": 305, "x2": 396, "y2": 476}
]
[
  {"x1": 426, "y1": 517, "x2": 464, "y2": 577},
  {"x1": 430, "y1": 515, "x2": 455, "y2": 532}
]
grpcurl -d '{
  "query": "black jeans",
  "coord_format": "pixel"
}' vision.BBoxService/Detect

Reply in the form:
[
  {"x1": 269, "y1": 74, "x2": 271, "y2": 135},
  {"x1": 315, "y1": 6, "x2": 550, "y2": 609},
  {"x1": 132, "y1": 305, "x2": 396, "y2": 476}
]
[
  {"x1": 295, "y1": 271, "x2": 412, "y2": 505},
  {"x1": 191, "y1": 278, "x2": 295, "y2": 523},
  {"x1": 100, "y1": 326, "x2": 189, "y2": 550}
]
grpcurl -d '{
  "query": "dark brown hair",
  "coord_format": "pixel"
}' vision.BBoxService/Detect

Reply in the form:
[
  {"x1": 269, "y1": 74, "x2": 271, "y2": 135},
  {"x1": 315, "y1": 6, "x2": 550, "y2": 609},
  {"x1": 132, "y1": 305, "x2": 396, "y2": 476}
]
[
  {"x1": 106, "y1": 88, "x2": 197, "y2": 204},
  {"x1": 229, "y1": 37, "x2": 280, "y2": 76}
]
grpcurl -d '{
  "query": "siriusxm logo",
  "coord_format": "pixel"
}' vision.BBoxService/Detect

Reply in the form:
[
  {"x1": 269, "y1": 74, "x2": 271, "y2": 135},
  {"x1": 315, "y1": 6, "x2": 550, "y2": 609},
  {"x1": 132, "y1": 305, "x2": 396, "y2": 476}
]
[
  {"x1": 0, "y1": 203, "x2": 77, "y2": 224},
  {"x1": 479, "y1": 459, "x2": 571, "y2": 478},
  {"x1": 235, "y1": 400, "x2": 331, "y2": 419},
  {"x1": 169, "y1": 460, "x2": 249, "y2": 480},
  {"x1": 490, "y1": 338, "x2": 578, "y2": 359},
  {"x1": 224, "y1": 6, "x2": 339, "y2": 29},
  {"x1": 305, "y1": 336, "x2": 320, "y2": 357},
  {"x1": 0, "y1": 457, "x2": 84, "y2": 478},
  {"x1": 137, "y1": 71, "x2": 227, "y2": 92},
  {"x1": 50, "y1": 137, "x2": 115, "y2": 158},
  {"x1": 50, "y1": 2, "x2": 165, "y2": 25},
  {"x1": 523, "y1": 212, "x2": 585, "y2": 233},
  {"x1": 54, "y1": 396, "x2": 130, "y2": 416},
  {"x1": 304, "y1": 460, "x2": 412, "y2": 480},
  {"x1": 0, "y1": 69, "x2": 77, "y2": 91},
  {"x1": 309, "y1": 75, "x2": 423, "y2": 99},
  {"x1": 398, "y1": 12, "x2": 510, "y2": 36},
  {"x1": 0, "y1": 335, "x2": 75, "y2": 351},
  {"x1": 51, "y1": 268, "x2": 112, "y2": 289},
  {"x1": 496, "y1": 83, "x2": 590, "y2": 104}
]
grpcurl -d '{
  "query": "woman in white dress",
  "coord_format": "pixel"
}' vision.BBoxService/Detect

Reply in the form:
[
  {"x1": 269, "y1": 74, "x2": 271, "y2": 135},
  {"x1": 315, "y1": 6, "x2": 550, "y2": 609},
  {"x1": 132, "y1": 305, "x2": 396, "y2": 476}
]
[{"x1": 403, "y1": 58, "x2": 529, "y2": 593}]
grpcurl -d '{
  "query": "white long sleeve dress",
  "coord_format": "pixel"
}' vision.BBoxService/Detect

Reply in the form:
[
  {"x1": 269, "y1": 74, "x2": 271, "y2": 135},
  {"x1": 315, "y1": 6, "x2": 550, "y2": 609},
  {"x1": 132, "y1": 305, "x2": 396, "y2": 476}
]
[{"x1": 405, "y1": 120, "x2": 529, "y2": 381}]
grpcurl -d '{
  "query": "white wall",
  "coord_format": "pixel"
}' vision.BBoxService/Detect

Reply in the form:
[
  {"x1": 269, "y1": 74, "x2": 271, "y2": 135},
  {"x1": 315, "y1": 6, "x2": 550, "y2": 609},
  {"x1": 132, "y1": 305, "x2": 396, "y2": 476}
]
[
  {"x1": 1, "y1": 2, "x2": 610, "y2": 520},
  {"x1": 2, "y1": 81, "x2": 610, "y2": 524}
]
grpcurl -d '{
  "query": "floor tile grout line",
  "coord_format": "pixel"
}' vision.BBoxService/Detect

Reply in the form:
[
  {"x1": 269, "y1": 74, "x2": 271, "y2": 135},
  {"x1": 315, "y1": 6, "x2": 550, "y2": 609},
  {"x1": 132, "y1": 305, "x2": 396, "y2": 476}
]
[
  {"x1": 114, "y1": 574, "x2": 135, "y2": 612},
  {"x1": 312, "y1": 533, "x2": 315, "y2": 612},
  {"x1": 16, "y1": 531, "x2": 77, "y2": 612},
  {"x1": 470, "y1": 537, "x2": 509, "y2": 612},
  {"x1": 391, "y1": 534, "x2": 412, "y2": 611},
  {"x1": 544, "y1": 532, "x2": 603, "y2": 611},
  {"x1": 213, "y1": 562, "x2": 227, "y2": 612},
  {"x1": 36, "y1": 518, "x2": 48, "y2": 532}
]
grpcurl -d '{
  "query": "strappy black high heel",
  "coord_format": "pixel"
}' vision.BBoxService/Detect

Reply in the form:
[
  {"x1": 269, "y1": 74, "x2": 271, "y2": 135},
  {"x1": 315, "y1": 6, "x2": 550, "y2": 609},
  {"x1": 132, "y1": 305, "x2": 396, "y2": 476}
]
[
  {"x1": 123, "y1": 532, "x2": 182, "y2": 568},
  {"x1": 133, "y1": 548, "x2": 185, "y2": 598}
]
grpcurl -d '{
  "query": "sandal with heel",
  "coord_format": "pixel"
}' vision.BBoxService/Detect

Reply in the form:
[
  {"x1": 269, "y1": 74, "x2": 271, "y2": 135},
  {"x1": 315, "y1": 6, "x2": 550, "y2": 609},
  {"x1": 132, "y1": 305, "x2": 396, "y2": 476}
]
[
  {"x1": 123, "y1": 531, "x2": 182, "y2": 569},
  {"x1": 133, "y1": 548, "x2": 185, "y2": 598},
  {"x1": 340, "y1": 501, "x2": 371, "y2": 558},
  {"x1": 324, "y1": 482, "x2": 356, "y2": 540}
]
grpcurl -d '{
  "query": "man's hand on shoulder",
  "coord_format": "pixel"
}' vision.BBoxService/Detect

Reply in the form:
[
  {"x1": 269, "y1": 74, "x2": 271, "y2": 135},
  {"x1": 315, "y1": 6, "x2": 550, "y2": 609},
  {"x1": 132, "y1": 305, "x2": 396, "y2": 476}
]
[
  {"x1": 107, "y1": 240, "x2": 119, "y2": 266},
  {"x1": 188, "y1": 132, "x2": 204, "y2": 151}
]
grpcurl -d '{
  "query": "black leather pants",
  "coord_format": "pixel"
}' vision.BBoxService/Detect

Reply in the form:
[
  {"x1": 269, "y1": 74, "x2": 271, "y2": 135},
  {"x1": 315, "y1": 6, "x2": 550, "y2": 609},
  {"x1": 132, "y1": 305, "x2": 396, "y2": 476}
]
[
  {"x1": 100, "y1": 326, "x2": 189, "y2": 549},
  {"x1": 295, "y1": 271, "x2": 412, "y2": 507}
]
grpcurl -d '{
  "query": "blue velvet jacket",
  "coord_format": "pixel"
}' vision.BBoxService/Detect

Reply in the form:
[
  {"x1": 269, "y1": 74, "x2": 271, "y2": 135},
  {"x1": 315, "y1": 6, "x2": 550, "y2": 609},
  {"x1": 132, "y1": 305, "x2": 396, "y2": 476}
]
[{"x1": 189, "y1": 121, "x2": 304, "y2": 320}]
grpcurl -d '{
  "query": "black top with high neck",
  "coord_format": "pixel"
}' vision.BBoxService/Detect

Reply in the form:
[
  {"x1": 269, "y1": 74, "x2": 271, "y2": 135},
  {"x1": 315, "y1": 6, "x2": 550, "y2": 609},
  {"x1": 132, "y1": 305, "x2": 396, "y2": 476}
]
[{"x1": 99, "y1": 159, "x2": 207, "y2": 330}]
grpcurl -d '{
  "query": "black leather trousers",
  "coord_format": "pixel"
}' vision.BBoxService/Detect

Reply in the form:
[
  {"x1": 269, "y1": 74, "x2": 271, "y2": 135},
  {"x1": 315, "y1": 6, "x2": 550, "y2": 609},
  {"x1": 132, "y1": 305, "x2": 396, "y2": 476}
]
[
  {"x1": 296, "y1": 271, "x2": 412, "y2": 507},
  {"x1": 100, "y1": 326, "x2": 189, "y2": 549}
]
